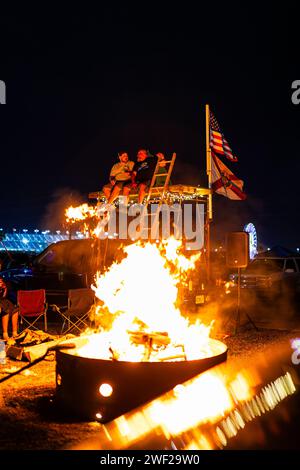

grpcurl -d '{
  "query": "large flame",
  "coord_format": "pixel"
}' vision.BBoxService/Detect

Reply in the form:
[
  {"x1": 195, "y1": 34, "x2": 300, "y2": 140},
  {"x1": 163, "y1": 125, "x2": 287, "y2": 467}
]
[
  {"x1": 65, "y1": 203, "x2": 96, "y2": 223},
  {"x1": 77, "y1": 238, "x2": 215, "y2": 362}
]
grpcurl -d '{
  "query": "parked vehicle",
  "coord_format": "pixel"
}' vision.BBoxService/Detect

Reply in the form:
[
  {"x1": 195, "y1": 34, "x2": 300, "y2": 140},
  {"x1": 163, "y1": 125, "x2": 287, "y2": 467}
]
[
  {"x1": 229, "y1": 254, "x2": 300, "y2": 301},
  {"x1": 0, "y1": 238, "x2": 130, "y2": 306},
  {"x1": 0, "y1": 251, "x2": 36, "y2": 272},
  {"x1": 0, "y1": 237, "x2": 208, "y2": 311}
]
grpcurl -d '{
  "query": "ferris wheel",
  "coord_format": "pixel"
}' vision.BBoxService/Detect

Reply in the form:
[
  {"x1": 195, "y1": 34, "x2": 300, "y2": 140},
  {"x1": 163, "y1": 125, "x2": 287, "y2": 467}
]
[{"x1": 243, "y1": 223, "x2": 258, "y2": 259}]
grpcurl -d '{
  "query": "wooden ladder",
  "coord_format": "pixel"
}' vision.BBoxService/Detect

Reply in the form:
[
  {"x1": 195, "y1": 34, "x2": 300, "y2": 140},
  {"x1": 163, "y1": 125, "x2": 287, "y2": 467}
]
[{"x1": 139, "y1": 153, "x2": 177, "y2": 238}]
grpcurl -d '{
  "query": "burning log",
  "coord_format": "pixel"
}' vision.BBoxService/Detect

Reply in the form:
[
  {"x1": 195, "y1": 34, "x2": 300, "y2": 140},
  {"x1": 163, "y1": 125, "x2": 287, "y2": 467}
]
[
  {"x1": 159, "y1": 353, "x2": 187, "y2": 362},
  {"x1": 128, "y1": 330, "x2": 171, "y2": 362},
  {"x1": 128, "y1": 330, "x2": 170, "y2": 347}
]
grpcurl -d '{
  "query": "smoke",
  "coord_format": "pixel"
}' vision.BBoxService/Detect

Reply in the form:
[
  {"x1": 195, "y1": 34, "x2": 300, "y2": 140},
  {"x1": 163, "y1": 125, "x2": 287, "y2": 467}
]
[
  {"x1": 211, "y1": 195, "x2": 266, "y2": 249},
  {"x1": 39, "y1": 187, "x2": 85, "y2": 231},
  {"x1": 199, "y1": 288, "x2": 298, "y2": 336},
  {"x1": 199, "y1": 251, "x2": 299, "y2": 335},
  {"x1": 168, "y1": 159, "x2": 268, "y2": 249},
  {"x1": 172, "y1": 160, "x2": 207, "y2": 187}
]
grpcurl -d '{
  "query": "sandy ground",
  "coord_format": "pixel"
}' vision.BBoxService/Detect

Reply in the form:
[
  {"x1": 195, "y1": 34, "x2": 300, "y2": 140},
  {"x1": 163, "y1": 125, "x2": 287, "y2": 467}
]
[{"x1": 0, "y1": 312, "x2": 299, "y2": 450}]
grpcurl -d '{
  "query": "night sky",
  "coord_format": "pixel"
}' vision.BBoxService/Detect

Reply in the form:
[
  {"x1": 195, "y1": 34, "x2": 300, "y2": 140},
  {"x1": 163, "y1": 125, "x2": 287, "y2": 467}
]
[{"x1": 0, "y1": 6, "x2": 299, "y2": 248}]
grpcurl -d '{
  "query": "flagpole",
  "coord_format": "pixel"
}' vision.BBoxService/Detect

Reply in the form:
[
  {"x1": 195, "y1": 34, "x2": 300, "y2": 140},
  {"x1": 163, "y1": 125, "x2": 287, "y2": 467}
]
[
  {"x1": 205, "y1": 104, "x2": 213, "y2": 218},
  {"x1": 205, "y1": 104, "x2": 212, "y2": 282}
]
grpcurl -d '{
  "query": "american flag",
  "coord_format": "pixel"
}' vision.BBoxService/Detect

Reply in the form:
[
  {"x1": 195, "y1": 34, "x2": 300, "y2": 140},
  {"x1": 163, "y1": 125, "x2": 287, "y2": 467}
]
[{"x1": 210, "y1": 111, "x2": 238, "y2": 162}]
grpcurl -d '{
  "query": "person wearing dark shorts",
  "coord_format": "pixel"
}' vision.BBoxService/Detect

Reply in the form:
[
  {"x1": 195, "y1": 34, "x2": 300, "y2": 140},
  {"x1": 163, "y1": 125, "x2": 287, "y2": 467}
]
[
  {"x1": 0, "y1": 277, "x2": 18, "y2": 341},
  {"x1": 132, "y1": 149, "x2": 158, "y2": 203},
  {"x1": 102, "y1": 152, "x2": 135, "y2": 205}
]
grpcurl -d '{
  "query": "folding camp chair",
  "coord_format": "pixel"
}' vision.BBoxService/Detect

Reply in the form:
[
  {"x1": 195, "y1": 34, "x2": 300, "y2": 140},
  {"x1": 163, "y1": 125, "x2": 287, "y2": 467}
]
[
  {"x1": 17, "y1": 289, "x2": 48, "y2": 332},
  {"x1": 51, "y1": 288, "x2": 95, "y2": 334}
]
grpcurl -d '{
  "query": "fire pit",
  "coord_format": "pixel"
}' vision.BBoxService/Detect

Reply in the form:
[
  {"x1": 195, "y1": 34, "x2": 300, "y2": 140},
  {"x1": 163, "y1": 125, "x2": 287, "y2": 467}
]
[
  {"x1": 55, "y1": 238, "x2": 228, "y2": 421},
  {"x1": 56, "y1": 336, "x2": 227, "y2": 421}
]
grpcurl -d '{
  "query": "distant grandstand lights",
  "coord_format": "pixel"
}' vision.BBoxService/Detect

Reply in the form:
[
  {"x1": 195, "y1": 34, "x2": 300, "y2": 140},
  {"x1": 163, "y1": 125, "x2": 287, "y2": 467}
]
[{"x1": 0, "y1": 230, "x2": 87, "y2": 252}]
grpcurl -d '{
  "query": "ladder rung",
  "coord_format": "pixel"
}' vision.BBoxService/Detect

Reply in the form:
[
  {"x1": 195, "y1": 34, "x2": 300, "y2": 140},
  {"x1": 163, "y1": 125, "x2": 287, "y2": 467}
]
[{"x1": 145, "y1": 153, "x2": 176, "y2": 206}]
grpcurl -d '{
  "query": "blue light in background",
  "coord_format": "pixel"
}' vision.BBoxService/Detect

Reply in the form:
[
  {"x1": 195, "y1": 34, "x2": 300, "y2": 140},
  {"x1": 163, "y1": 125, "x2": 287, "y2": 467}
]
[{"x1": 0, "y1": 230, "x2": 87, "y2": 253}]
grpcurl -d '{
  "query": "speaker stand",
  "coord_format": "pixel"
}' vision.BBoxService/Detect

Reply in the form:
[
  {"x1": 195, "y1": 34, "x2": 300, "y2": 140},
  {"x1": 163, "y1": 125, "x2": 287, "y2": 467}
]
[{"x1": 225, "y1": 268, "x2": 258, "y2": 335}]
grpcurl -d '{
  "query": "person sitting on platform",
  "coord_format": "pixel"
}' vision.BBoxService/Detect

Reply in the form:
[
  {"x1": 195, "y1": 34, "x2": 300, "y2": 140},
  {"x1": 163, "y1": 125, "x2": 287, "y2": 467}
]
[
  {"x1": 0, "y1": 277, "x2": 18, "y2": 341},
  {"x1": 102, "y1": 152, "x2": 135, "y2": 205},
  {"x1": 131, "y1": 149, "x2": 158, "y2": 204}
]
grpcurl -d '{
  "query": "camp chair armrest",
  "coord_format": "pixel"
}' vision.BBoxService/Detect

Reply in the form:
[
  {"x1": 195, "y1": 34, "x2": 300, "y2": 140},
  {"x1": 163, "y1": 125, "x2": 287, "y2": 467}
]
[{"x1": 50, "y1": 304, "x2": 68, "y2": 313}]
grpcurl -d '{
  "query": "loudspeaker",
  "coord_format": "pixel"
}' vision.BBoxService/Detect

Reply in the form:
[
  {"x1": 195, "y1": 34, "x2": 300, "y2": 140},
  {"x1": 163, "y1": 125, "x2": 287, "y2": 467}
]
[{"x1": 226, "y1": 231, "x2": 249, "y2": 268}]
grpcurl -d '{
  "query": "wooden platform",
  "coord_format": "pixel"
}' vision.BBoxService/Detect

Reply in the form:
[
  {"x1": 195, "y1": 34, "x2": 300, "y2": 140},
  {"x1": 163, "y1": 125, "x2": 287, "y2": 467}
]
[{"x1": 89, "y1": 185, "x2": 211, "y2": 202}]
